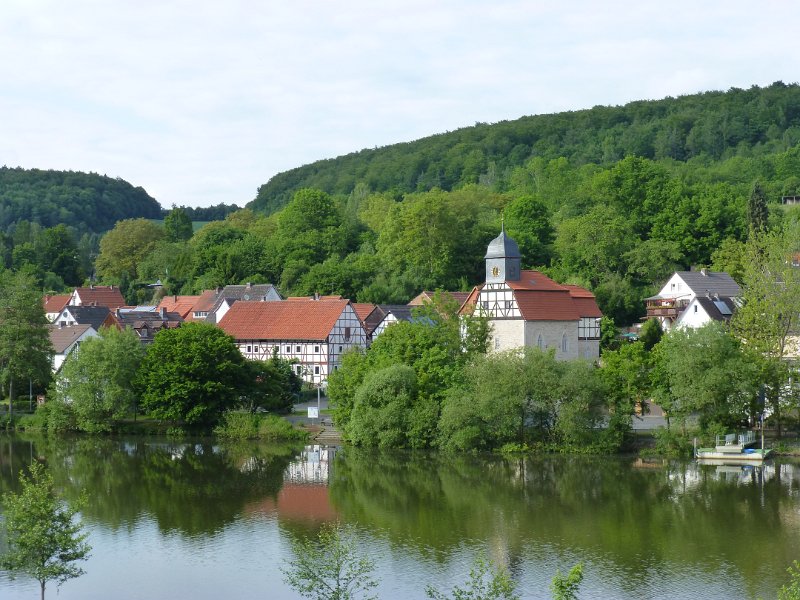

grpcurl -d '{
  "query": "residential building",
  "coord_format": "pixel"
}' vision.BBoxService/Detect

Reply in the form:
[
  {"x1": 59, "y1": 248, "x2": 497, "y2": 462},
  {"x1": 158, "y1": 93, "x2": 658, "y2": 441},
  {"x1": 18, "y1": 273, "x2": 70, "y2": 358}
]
[
  {"x1": 53, "y1": 305, "x2": 116, "y2": 330},
  {"x1": 217, "y1": 299, "x2": 367, "y2": 386},
  {"x1": 68, "y1": 285, "x2": 126, "y2": 310},
  {"x1": 673, "y1": 295, "x2": 738, "y2": 329},
  {"x1": 156, "y1": 295, "x2": 202, "y2": 320},
  {"x1": 43, "y1": 294, "x2": 71, "y2": 322},
  {"x1": 460, "y1": 226, "x2": 602, "y2": 360},
  {"x1": 112, "y1": 307, "x2": 183, "y2": 343},
  {"x1": 645, "y1": 270, "x2": 741, "y2": 330},
  {"x1": 205, "y1": 283, "x2": 282, "y2": 324},
  {"x1": 48, "y1": 323, "x2": 98, "y2": 373}
]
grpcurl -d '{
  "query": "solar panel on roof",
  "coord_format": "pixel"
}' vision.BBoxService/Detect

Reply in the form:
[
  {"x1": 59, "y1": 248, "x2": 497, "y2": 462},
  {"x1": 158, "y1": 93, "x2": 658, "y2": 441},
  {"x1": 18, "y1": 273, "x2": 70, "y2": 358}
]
[{"x1": 713, "y1": 300, "x2": 732, "y2": 315}]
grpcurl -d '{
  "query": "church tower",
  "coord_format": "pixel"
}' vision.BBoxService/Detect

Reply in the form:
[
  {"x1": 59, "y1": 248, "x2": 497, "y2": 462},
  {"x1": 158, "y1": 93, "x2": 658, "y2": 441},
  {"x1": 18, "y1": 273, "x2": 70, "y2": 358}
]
[{"x1": 485, "y1": 224, "x2": 521, "y2": 284}]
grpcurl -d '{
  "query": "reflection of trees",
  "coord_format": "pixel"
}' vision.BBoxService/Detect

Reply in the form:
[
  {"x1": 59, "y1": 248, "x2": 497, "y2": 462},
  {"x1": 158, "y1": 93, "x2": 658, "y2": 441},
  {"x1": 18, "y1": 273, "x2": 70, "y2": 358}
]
[
  {"x1": 0, "y1": 435, "x2": 300, "y2": 537},
  {"x1": 330, "y1": 449, "x2": 800, "y2": 590}
]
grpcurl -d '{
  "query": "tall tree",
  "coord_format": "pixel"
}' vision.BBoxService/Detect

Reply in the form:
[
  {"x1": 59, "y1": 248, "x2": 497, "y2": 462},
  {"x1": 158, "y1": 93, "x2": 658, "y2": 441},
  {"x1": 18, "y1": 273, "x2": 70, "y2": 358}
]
[
  {"x1": 136, "y1": 323, "x2": 248, "y2": 427},
  {"x1": 164, "y1": 206, "x2": 194, "y2": 242},
  {"x1": 0, "y1": 462, "x2": 91, "y2": 600},
  {"x1": 747, "y1": 180, "x2": 769, "y2": 235},
  {"x1": 0, "y1": 270, "x2": 53, "y2": 414},
  {"x1": 53, "y1": 327, "x2": 145, "y2": 431},
  {"x1": 95, "y1": 218, "x2": 165, "y2": 282}
]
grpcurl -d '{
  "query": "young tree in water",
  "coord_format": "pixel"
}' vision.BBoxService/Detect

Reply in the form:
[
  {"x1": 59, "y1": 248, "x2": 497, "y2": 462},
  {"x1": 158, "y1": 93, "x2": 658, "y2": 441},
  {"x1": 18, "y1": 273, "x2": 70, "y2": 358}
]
[
  {"x1": 550, "y1": 563, "x2": 584, "y2": 600},
  {"x1": 282, "y1": 523, "x2": 378, "y2": 600},
  {"x1": 0, "y1": 462, "x2": 91, "y2": 600},
  {"x1": 426, "y1": 554, "x2": 520, "y2": 600}
]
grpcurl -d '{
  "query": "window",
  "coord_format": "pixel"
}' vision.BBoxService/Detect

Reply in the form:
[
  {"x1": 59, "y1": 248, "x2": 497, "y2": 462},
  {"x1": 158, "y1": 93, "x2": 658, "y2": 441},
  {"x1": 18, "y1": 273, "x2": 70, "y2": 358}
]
[
  {"x1": 314, "y1": 366, "x2": 320, "y2": 375},
  {"x1": 504, "y1": 300, "x2": 512, "y2": 311},
  {"x1": 494, "y1": 337, "x2": 500, "y2": 350},
  {"x1": 537, "y1": 335, "x2": 543, "y2": 349},
  {"x1": 339, "y1": 345, "x2": 343, "y2": 352},
  {"x1": 561, "y1": 334, "x2": 568, "y2": 353},
  {"x1": 314, "y1": 345, "x2": 319, "y2": 353},
  {"x1": 295, "y1": 365, "x2": 302, "y2": 375},
  {"x1": 344, "y1": 327, "x2": 351, "y2": 341},
  {"x1": 285, "y1": 345, "x2": 291, "y2": 353},
  {"x1": 246, "y1": 345, "x2": 252, "y2": 353},
  {"x1": 296, "y1": 345, "x2": 301, "y2": 353},
  {"x1": 578, "y1": 318, "x2": 601, "y2": 340},
  {"x1": 694, "y1": 304, "x2": 698, "y2": 313}
]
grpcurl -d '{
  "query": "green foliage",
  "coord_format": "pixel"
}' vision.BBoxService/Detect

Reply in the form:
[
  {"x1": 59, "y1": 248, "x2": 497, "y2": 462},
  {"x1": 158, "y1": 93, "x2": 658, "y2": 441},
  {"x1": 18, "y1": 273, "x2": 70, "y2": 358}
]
[
  {"x1": 95, "y1": 218, "x2": 166, "y2": 281},
  {"x1": 426, "y1": 554, "x2": 520, "y2": 600},
  {"x1": 52, "y1": 327, "x2": 145, "y2": 432},
  {"x1": 240, "y1": 355, "x2": 301, "y2": 414},
  {"x1": 779, "y1": 561, "x2": 800, "y2": 600},
  {"x1": 550, "y1": 563, "x2": 584, "y2": 600},
  {"x1": 747, "y1": 180, "x2": 769, "y2": 234},
  {"x1": 652, "y1": 427, "x2": 696, "y2": 458},
  {"x1": 0, "y1": 270, "x2": 53, "y2": 412},
  {"x1": 163, "y1": 206, "x2": 194, "y2": 242},
  {"x1": 638, "y1": 318, "x2": 663, "y2": 351},
  {"x1": 281, "y1": 522, "x2": 378, "y2": 600},
  {"x1": 136, "y1": 322, "x2": 248, "y2": 427},
  {"x1": 651, "y1": 322, "x2": 758, "y2": 432},
  {"x1": 0, "y1": 462, "x2": 91, "y2": 599},
  {"x1": 0, "y1": 166, "x2": 161, "y2": 233},
  {"x1": 438, "y1": 349, "x2": 607, "y2": 452},
  {"x1": 346, "y1": 364, "x2": 424, "y2": 448},
  {"x1": 213, "y1": 412, "x2": 307, "y2": 441},
  {"x1": 250, "y1": 82, "x2": 800, "y2": 213}
]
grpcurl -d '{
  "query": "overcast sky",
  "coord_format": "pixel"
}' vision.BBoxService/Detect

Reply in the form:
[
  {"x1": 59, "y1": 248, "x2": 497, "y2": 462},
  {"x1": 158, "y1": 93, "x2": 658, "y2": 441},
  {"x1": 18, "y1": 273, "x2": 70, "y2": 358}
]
[{"x1": 1, "y1": 1, "x2": 799, "y2": 209}]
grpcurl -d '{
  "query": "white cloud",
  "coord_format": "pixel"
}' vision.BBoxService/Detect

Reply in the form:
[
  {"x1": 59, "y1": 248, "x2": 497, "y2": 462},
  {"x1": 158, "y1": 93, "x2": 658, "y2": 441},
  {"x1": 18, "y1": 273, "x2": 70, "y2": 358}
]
[{"x1": 0, "y1": 0, "x2": 799, "y2": 207}]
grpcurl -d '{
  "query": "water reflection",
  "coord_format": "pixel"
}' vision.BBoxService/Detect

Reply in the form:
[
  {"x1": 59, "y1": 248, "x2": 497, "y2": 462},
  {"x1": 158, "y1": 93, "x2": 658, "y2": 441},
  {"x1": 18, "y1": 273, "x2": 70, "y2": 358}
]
[{"x1": 1, "y1": 436, "x2": 799, "y2": 599}]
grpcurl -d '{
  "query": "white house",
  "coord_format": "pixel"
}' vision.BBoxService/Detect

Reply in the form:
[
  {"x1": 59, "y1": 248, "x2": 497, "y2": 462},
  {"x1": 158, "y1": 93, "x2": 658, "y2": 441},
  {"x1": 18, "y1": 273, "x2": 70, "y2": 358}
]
[
  {"x1": 205, "y1": 283, "x2": 282, "y2": 324},
  {"x1": 673, "y1": 295, "x2": 738, "y2": 330},
  {"x1": 645, "y1": 270, "x2": 741, "y2": 330},
  {"x1": 217, "y1": 299, "x2": 367, "y2": 386},
  {"x1": 49, "y1": 324, "x2": 98, "y2": 373},
  {"x1": 460, "y1": 227, "x2": 602, "y2": 360}
]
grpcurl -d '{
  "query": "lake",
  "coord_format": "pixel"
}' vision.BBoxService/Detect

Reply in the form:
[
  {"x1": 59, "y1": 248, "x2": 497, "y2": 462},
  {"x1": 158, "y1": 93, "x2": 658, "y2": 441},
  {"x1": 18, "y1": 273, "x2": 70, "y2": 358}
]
[{"x1": 0, "y1": 435, "x2": 798, "y2": 599}]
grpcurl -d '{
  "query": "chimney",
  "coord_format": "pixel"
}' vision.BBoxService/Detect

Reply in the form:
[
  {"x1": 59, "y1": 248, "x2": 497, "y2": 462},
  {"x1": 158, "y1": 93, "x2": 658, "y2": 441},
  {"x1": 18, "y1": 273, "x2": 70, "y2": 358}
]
[
  {"x1": 246, "y1": 282, "x2": 252, "y2": 289},
  {"x1": 160, "y1": 306, "x2": 166, "y2": 318},
  {"x1": 700, "y1": 268, "x2": 708, "y2": 276},
  {"x1": 90, "y1": 284, "x2": 94, "y2": 290},
  {"x1": 314, "y1": 292, "x2": 320, "y2": 301},
  {"x1": 173, "y1": 295, "x2": 177, "y2": 302},
  {"x1": 58, "y1": 321, "x2": 63, "y2": 329},
  {"x1": 110, "y1": 284, "x2": 114, "y2": 289}
]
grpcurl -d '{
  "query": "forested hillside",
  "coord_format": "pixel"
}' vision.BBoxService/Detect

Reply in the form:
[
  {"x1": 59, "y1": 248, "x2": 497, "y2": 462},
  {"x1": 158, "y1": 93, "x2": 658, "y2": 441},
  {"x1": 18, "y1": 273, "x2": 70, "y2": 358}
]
[
  {"x1": 250, "y1": 82, "x2": 800, "y2": 213},
  {"x1": 0, "y1": 167, "x2": 162, "y2": 233}
]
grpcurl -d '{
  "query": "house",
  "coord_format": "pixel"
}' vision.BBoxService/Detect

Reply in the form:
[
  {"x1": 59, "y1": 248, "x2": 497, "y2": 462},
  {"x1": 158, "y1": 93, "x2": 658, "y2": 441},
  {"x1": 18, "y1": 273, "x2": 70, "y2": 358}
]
[
  {"x1": 49, "y1": 323, "x2": 98, "y2": 373},
  {"x1": 112, "y1": 307, "x2": 183, "y2": 343},
  {"x1": 68, "y1": 285, "x2": 126, "y2": 310},
  {"x1": 156, "y1": 295, "x2": 202, "y2": 320},
  {"x1": 674, "y1": 295, "x2": 738, "y2": 329},
  {"x1": 205, "y1": 283, "x2": 282, "y2": 323},
  {"x1": 53, "y1": 305, "x2": 116, "y2": 330},
  {"x1": 43, "y1": 294, "x2": 71, "y2": 322},
  {"x1": 645, "y1": 270, "x2": 741, "y2": 330},
  {"x1": 366, "y1": 305, "x2": 435, "y2": 340},
  {"x1": 189, "y1": 289, "x2": 218, "y2": 321},
  {"x1": 459, "y1": 226, "x2": 602, "y2": 360},
  {"x1": 217, "y1": 299, "x2": 367, "y2": 386},
  {"x1": 408, "y1": 290, "x2": 471, "y2": 307}
]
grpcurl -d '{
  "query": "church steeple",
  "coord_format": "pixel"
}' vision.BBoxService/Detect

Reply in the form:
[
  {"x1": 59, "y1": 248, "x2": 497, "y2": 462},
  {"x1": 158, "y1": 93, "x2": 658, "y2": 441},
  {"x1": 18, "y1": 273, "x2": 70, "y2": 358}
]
[{"x1": 485, "y1": 225, "x2": 521, "y2": 283}]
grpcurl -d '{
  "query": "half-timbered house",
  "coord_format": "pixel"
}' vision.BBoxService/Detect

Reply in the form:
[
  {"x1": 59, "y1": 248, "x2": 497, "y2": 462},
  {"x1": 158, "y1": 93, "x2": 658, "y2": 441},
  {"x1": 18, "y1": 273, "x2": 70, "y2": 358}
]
[
  {"x1": 460, "y1": 226, "x2": 602, "y2": 359},
  {"x1": 217, "y1": 299, "x2": 367, "y2": 386}
]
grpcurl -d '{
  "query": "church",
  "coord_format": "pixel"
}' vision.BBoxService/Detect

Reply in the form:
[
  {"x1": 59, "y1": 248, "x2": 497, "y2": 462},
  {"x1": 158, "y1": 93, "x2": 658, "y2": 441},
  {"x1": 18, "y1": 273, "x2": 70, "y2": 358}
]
[{"x1": 460, "y1": 227, "x2": 602, "y2": 360}]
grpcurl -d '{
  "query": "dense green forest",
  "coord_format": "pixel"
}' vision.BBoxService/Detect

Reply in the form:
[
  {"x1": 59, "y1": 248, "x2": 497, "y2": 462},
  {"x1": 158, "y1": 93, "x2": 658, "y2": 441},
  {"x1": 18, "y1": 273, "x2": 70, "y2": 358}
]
[
  {"x1": 250, "y1": 82, "x2": 800, "y2": 214},
  {"x1": 0, "y1": 167, "x2": 161, "y2": 233}
]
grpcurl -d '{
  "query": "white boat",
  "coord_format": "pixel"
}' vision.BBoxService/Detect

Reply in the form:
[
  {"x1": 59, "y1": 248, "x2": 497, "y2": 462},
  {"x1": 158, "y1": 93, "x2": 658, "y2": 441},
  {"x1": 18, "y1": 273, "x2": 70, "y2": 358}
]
[{"x1": 694, "y1": 431, "x2": 774, "y2": 462}]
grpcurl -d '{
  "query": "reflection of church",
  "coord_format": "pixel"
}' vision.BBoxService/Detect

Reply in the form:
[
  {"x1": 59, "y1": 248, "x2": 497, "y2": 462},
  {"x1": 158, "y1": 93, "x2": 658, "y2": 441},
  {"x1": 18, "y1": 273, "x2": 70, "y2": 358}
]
[{"x1": 461, "y1": 226, "x2": 602, "y2": 359}]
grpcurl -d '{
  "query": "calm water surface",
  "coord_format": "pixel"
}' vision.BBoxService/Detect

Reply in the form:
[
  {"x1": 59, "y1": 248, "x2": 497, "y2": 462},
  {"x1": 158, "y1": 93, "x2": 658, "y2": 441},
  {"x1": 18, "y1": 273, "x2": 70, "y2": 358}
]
[{"x1": 0, "y1": 435, "x2": 798, "y2": 599}]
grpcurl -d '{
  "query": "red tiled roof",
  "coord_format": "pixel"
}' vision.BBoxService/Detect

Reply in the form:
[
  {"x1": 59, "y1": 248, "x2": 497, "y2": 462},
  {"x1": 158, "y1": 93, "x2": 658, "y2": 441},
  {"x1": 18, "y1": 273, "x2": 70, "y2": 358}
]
[
  {"x1": 458, "y1": 286, "x2": 483, "y2": 316},
  {"x1": 157, "y1": 295, "x2": 201, "y2": 319},
  {"x1": 351, "y1": 302, "x2": 376, "y2": 322},
  {"x1": 48, "y1": 324, "x2": 94, "y2": 353},
  {"x1": 563, "y1": 285, "x2": 603, "y2": 317},
  {"x1": 192, "y1": 289, "x2": 219, "y2": 313},
  {"x1": 506, "y1": 270, "x2": 566, "y2": 292},
  {"x1": 515, "y1": 290, "x2": 581, "y2": 321},
  {"x1": 286, "y1": 295, "x2": 344, "y2": 301},
  {"x1": 74, "y1": 286, "x2": 126, "y2": 310},
  {"x1": 218, "y1": 300, "x2": 350, "y2": 341},
  {"x1": 43, "y1": 294, "x2": 70, "y2": 314}
]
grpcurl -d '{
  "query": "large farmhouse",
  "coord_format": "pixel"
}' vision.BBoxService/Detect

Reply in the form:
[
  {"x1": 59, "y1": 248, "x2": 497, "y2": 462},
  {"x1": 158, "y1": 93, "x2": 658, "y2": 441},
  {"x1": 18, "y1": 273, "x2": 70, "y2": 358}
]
[
  {"x1": 217, "y1": 299, "x2": 367, "y2": 386},
  {"x1": 461, "y1": 227, "x2": 602, "y2": 359}
]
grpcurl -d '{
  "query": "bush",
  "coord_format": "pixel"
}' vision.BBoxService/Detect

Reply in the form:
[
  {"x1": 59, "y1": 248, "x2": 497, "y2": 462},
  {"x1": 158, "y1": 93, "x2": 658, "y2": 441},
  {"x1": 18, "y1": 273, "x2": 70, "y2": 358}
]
[
  {"x1": 214, "y1": 412, "x2": 306, "y2": 441},
  {"x1": 653, "y1": 427, "x2": 696, "y2": 458}
]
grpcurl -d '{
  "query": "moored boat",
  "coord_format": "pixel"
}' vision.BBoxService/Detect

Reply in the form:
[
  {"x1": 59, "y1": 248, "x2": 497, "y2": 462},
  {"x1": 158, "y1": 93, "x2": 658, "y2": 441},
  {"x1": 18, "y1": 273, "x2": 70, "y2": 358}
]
[{"x1": 694, "y1": 431, "x2": 774, "y2": 462}]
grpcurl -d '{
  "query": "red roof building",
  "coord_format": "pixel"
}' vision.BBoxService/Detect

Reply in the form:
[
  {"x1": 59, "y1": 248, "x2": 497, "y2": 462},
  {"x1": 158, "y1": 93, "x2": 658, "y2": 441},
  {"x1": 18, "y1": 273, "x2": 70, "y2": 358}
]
[
  {"x1": 156, "y1": 295, "x2": 201, "y2": 320},
  {"x1": 218, "y1": 300, "x2": 367, "y2": 386},
  {"x1": 69, "y1": 285, "x2": 126, "y2": 310},
  {"x1": 460, "y1": 228, "x2": 602, "y2": 359},
  {"x1": 43, "y1": 294, "x2": 71, "y2": 322}
]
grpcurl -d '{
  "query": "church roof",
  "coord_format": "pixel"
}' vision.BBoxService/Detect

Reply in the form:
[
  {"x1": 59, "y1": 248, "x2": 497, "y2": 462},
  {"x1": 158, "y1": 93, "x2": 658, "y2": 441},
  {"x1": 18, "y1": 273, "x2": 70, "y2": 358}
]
[{"x1": 484, "y1": 226, "x2": 521, "y2": 259}]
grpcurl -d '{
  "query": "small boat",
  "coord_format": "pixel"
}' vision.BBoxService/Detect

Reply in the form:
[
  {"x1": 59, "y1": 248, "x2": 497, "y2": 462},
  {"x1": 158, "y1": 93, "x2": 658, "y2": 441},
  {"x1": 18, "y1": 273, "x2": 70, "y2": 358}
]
[{"x1": 694, "y1": 431, "x2": 774, "y2": 463}]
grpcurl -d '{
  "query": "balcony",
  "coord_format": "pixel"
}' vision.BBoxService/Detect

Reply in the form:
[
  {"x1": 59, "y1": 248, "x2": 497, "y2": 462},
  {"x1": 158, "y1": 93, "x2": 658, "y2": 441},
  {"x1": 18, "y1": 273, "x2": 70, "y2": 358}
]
[{"x1": 645, "y1": 298, "x2": 687, "y2": 320}]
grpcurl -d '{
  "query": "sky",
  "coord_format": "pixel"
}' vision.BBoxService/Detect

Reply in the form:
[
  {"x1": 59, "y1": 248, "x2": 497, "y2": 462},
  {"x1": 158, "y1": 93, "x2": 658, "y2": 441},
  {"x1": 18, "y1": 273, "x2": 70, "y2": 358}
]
[{"x1": 1, "y1": 1, "x2": 800, "y2": 209}]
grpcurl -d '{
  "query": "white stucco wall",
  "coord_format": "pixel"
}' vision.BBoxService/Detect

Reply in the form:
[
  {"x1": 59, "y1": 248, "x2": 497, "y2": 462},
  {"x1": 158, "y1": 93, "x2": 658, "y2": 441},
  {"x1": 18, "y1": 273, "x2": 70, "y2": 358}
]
[{"x1": 674, "y1": 300, "x2": 712, "y2": 329}]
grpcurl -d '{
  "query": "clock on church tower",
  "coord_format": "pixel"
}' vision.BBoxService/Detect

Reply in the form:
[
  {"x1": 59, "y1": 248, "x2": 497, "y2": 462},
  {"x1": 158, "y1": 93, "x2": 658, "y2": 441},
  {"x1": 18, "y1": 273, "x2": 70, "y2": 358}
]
[{"x1": 485, "y1": 225, "x2": 521, "y2": 284}]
